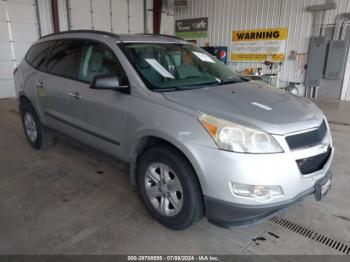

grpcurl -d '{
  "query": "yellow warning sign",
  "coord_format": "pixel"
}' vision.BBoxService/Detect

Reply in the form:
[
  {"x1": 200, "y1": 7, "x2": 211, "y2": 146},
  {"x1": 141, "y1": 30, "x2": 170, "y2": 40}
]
[
  {"x1": 232, "y1": 28, "x2": 288, "y2": 42},
  {"x1": 231, "y1": 27, "x2": 288, "y2": 62}
]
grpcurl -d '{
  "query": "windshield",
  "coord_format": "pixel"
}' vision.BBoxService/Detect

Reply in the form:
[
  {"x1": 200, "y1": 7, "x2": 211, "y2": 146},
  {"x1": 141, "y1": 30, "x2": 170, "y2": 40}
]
[{"x1": 119, "y1": 43, "x2": 244, "y2": 91}]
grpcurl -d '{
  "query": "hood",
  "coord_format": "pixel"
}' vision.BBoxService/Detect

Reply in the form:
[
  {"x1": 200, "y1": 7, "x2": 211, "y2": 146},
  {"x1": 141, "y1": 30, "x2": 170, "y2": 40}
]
[{"x1": 163, "y1": 82, "x2": 324, "y2": 135}]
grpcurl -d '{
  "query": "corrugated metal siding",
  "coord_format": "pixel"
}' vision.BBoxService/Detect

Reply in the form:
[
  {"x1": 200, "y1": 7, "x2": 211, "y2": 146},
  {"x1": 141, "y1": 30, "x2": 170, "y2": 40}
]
[
  {"x1": 175, "y1": 0, "x2": 350, "y2": 90},
  {"x1": 0, "y1": 0, "x2": 40, "y2": 98},
  {"x1": 65, "y1": 0, "x2": 144, "y2": 34},
  {"x1": 37, "y1": 0, "x2": 54, "y2": 36},
  {"x1": 146, "y1": 0, "x2": 175, "y2": 34}
]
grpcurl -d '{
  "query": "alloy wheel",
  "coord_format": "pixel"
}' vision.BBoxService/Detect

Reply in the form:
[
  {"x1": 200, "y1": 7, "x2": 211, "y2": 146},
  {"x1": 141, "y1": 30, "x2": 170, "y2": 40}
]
[
  {"x1": 24, "y1": 112, "x2": 37, "y2": 143},
  {"x1": 144, "y1": 163, "x2": 184, "y2": 217}
]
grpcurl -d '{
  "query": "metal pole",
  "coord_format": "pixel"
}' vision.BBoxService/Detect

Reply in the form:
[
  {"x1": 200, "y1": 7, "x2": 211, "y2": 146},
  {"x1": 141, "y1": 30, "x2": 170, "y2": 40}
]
[
  {"x1": 3, "y1": 0, "x2": 17, "y2": 68},
  {"x1": 143, "y1": 0, "x2": 147, "y2": 33},
  {"x1": 109, "y1": 0, "x2": 113, "y2": 32},
  {"x1": 51, "y1": 0, "x2": 60, "y2": 33},
  {"x1": 127, "y1": 0, "x2": 130, "y2": 34},
  {"x1": 319, "y1": 10, "x2": 325, "y2": 36},
  {"x1": 34, "y1": 0, "x2": 42, "y2": 37},
  {"x1": 153, "y1": 0, "x2": 162, "y2": 34},
  {"x1": 90, "y1": 0, "x2": 93, "y2": 29},
  {"x1": 66, "y1": 0, "x2": 71, "y2": 30}
]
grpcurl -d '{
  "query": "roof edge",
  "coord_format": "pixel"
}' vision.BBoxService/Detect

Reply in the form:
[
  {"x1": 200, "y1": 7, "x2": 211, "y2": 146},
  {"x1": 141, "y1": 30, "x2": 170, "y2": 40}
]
[{"x1": 40, "y1": 30, "x2": 120, "y2": 40}]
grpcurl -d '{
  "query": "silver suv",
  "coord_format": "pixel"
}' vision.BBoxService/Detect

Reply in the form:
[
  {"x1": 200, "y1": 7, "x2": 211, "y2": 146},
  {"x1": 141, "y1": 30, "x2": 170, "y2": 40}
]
[{"x1": 15, "y1": 30, "x2": 333, "y2": 229}]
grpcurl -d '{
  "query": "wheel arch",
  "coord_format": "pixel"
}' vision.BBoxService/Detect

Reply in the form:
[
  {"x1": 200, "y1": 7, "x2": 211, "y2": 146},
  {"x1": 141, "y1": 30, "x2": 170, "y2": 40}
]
[
  {"x1": 18, "y1": 94, "x2": 32, "y2": 108},
  {"x1": 18, "y1": 95, "x2": 35, "y2": 117},
  {"x1": 18, "y1": 93, "x2": 46, "y2": 125},
  {"x1": 128, "y1": 135, "x2": 205, "y2": 195}
]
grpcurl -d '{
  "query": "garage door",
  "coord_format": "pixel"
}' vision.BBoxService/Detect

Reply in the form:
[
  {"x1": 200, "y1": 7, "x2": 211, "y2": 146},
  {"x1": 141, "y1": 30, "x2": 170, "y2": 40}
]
[
  {"x1": 67, "y1": 0, "x2": 144, "y2": 34},
  {"x1": 0, "y1": 0, "x2": 39, "y2": 98}
]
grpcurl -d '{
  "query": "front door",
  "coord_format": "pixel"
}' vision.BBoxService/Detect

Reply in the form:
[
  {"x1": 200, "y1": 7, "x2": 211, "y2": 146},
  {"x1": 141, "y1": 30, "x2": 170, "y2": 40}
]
[{"x1": 67, "y1": 40, "x2": 130, "y2": 157}]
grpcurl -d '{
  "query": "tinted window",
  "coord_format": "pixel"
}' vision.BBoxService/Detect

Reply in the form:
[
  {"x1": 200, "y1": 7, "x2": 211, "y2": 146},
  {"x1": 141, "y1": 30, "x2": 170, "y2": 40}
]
[
  {"x1": 26, "y1": 41, "x2": 52, "y2": 70},
  {"x1": 78, "y1": 41, "x2": 128, "y2": 84},
  {"x1": 46, "y1": 40, "x2": 83, "y2": 78}
]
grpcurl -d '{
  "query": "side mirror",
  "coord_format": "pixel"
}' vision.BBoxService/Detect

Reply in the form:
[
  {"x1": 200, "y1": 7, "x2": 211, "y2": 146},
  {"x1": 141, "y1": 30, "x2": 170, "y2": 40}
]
[{"x1": 90, "y1": 75, "x2": 129, "y2": 93}]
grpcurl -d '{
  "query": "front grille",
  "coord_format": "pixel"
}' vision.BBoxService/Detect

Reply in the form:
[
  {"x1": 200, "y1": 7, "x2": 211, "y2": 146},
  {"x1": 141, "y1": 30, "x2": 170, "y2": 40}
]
[
  {"x1": 296, "y1": 147, "x2": 331, "y2": 175},
  {"x1": 286, "y1": 121, "x2": 327, "y2": 151}
]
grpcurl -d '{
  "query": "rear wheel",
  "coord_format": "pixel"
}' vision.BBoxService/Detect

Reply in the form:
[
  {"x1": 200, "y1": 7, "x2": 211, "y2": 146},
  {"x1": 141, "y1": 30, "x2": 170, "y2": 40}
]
[
  {"x1": 137, "y1": 146, "x2": 204, "y2": 230},
  {"x1": 20, "y1": 102, "x2": 53, "y2": 150}
]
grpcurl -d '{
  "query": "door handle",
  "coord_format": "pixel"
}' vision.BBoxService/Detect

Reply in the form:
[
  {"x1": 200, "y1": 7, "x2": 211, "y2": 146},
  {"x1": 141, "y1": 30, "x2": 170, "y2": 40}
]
[
  {"x1": 36, "y1": 81, "x2": 44, "y2": 88},
  {"x1": 69, "y1": 92, "x2": 82, "y2": 100}
]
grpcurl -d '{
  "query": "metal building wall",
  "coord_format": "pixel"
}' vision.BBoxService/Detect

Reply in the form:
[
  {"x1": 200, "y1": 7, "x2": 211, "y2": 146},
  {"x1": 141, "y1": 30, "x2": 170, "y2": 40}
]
[
  {"x1": 0, "y1": 0, "x2": 40, "y2": 98},
  {"x1": 59, "y1": 0, "x2": 145, "y2": 34},
  {"x1": 37, "y1": 0, "x2": 54, "y2": 36},
  {"x1": 146, "y1": 0, "x2": 175, "y2": 35},
  {"x1": 175, "y1": 0, "x2": 350, "y2": 100}
]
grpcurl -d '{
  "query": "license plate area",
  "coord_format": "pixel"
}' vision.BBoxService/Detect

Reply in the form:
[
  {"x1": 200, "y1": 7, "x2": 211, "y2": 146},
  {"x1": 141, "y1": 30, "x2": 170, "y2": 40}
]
[{"x1": 314, "y1": 171, "x2": 332, "y2": 201}]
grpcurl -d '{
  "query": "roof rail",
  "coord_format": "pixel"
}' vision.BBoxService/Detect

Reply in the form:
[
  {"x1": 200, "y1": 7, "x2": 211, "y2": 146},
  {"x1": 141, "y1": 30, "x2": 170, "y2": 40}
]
[
  {"x1": 40, "y1": 30, "x2": 120, "y2": 40},
  {"x1": 134, "y1": 33, "x2": 184, "y2": 41}
]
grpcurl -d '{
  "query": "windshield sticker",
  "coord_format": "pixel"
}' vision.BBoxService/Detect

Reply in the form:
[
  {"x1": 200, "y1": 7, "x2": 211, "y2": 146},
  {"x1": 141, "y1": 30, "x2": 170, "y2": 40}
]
[
  {"x1": 145, "y1": 59, "x2": 175, "y2": 79},
  {"x1": 192, "y1": 51, "x2": 215, "y2": 63}
]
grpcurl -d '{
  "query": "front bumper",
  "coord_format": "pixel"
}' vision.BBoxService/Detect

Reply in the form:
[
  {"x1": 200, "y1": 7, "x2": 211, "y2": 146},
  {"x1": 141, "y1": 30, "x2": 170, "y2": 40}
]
[
  {"x1": 186, "y1": 142, "x2": 334, "y2": 205},
  {"x1": 204, "y1": 188, "x2": 313, "y2": 228},
  {"x1": 183, "y1": 129, "x2": 334, "y2": 227},
  {"x1": 205, "y1": 170, "x2": 332, "y2": 228}
]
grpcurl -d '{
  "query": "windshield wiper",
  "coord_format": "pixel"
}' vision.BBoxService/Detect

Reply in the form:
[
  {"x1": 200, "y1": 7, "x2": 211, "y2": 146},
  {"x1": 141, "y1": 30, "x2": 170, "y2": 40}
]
[
  {"x1": 154, "y1": 81, "x2": 220, "y2": 92},
  {"x1": 176, "y1": 81, "x2": 221, "y2": 90},
  {"x1": 217, "y1": 78, "x2": 246, "y2": 85},
  {"x1": 152, "y1": 79, "x2": 243, "y2": 92},
  {"x1": 152, "y1": 87, "x2": 183, "y2": 92}
]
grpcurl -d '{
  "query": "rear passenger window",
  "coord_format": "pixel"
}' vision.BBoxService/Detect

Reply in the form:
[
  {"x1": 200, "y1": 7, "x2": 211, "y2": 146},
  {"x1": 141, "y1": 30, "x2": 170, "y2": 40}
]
[
  {"x1": 26, "y1": 41, "x2": 52, "y2": 71},
  {"x1": 46, "y1": 40, "x2": 83, "y2": 79},
  {"x1": 78, "y1": 41, "x2": 128, "y2": 84}
]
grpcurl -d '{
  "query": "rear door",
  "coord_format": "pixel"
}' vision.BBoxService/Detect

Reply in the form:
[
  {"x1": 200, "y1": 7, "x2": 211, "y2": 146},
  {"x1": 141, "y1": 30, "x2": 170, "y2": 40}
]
[
  {"x1": 24, "y1": 41, "x2": 53, "y2": 120},
  {"x1": 66, "y1": 40, "x2": 130, "y2": 157},
  {"x1": 41, "y1": 39, "x2": 84, "y2": 133}
]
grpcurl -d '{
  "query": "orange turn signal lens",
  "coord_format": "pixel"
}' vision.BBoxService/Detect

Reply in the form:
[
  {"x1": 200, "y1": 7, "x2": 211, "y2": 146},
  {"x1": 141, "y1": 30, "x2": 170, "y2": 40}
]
[{"x1": 199, "y1": 118, "x2": 219, "y2": 137}]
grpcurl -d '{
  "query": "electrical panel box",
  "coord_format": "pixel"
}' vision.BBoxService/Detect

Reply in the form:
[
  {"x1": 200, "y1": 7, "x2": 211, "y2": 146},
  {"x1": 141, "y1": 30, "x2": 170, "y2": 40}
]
[
  {"x1": 325, "y1": 40, "x2": 348, "y2": 80},
  {"x1": 305, "y1": 36, "x2": 327, "y2": 86}
]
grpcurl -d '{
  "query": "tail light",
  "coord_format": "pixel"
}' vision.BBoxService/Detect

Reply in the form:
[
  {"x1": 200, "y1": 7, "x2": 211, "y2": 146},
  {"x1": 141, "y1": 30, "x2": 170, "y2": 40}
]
[{"x1": 13, "y1": 67, "x2": 18, "y2": 76}]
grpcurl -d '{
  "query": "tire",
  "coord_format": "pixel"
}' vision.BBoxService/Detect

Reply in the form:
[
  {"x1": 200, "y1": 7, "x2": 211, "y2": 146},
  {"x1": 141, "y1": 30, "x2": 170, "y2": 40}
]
[
  {"x1": 20, "y1": 102, "x2": 53, "y2": 150},
  {"x1": 137, "y1": 145, "x2": 204, "y2": 230}
]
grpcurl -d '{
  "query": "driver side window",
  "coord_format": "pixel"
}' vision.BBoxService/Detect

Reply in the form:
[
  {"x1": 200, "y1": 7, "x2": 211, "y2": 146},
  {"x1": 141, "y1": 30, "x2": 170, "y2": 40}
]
[{"x1": 78, "y1": 41, "x2": 127, "y2": 85}]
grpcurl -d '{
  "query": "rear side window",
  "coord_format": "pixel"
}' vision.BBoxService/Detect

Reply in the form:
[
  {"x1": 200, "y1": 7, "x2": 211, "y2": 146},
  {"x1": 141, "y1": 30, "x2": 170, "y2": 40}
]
[
  {"x1": 46, "y1": 40, "x2": 84, "y2": 79},
  {"x1": 26, "y1": 41, "x2": 52, "y2": 71}
]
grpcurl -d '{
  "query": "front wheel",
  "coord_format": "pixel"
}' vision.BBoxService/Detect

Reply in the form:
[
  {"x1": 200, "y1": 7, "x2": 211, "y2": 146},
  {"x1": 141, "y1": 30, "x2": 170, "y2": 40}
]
[{"x1": 137, "y1": 146, "x2": 204, "y2": 230}]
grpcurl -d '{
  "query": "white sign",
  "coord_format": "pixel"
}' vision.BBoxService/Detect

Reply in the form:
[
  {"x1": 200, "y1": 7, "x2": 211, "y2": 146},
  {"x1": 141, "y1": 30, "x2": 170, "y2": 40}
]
[{"x1": 145, "y1": 59, "x2": 175, "y2": 79}]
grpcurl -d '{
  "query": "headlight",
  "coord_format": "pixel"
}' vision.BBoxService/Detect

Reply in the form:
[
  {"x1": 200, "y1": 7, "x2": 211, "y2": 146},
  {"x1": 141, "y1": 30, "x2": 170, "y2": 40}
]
[
  {"x1": 323, "y1": 118, "x2": 332, "y2": 145},
  {"x1": 199, "y1": 114, "x2": 283, "y2": 153},
  {"x1": 230, "y1": 182, "x2": 283, "y2": 201}
]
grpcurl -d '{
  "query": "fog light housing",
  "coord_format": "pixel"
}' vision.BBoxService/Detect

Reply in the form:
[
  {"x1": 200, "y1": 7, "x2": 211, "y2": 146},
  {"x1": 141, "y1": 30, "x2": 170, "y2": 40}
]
[{"x1": 230, "y1": 183, "x2": 283, "y2": 201}]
